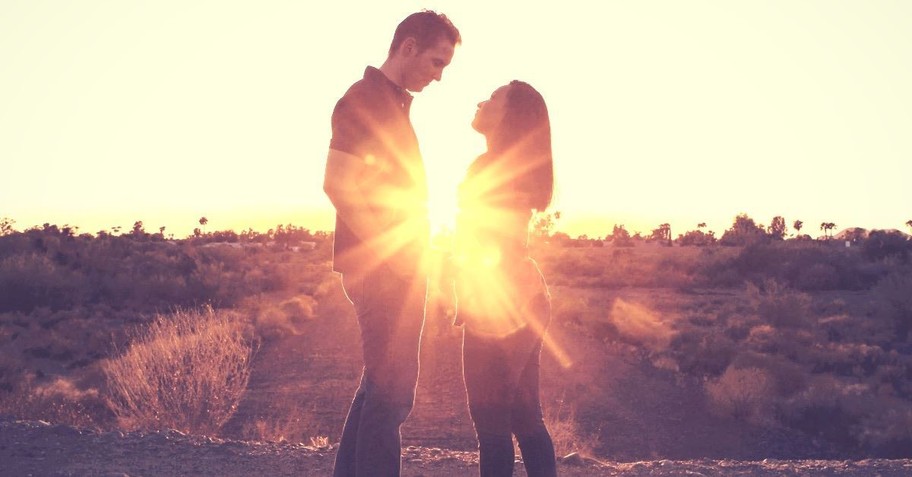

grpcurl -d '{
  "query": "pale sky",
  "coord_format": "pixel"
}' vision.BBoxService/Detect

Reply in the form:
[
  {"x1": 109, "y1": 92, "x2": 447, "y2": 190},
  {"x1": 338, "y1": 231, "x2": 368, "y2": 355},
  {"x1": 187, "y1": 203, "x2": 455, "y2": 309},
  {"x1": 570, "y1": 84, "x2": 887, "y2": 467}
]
[{"x1": 2, "y1": 1, "x2": 910, "y2": 239}]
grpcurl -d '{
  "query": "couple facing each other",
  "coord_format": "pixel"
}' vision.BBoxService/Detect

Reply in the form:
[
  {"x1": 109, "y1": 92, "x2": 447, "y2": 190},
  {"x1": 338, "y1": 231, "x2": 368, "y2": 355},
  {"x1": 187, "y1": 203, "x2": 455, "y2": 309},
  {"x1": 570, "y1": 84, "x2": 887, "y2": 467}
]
[{"x1": 323, "y1": 10, "x2": 556, "y2": 477}]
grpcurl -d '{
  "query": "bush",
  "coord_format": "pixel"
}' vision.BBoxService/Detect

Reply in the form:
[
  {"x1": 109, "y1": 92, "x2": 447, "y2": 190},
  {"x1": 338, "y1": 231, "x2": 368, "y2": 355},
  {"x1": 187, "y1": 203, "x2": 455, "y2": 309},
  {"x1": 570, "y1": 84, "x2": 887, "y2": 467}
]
[
  {"x1": 705, "y1": 366, "x2": 776, "y2": 425},
  {"x1": 251, "y1": 295, "x2": 318, "y2": 340},
  {"x1": 857, "y1": 404, "x2": 912, "y2": 458},
  {"x1": 0, "y1": 375, "x2": 112, "y2": 430},
  {"x1": 699, "y1": 242, "x2": 881, "y2": 291},
  {"x1": 778, "y1": 376, "x2": 863, "y2": 449},
  {"x1": 871, "y1": 271, "x2": 912, "y2": 340},
  {"x1": 862, "y1": 230, "x2": 910, "y2": 262},
  {"x1": 747, "y1": 279, "x2": 813, "y2": 329},
  {"x1": 606, "y1": 298, "x2": 675, "y2": 352},
  {"x1": 670, "y1": 330, "x2": 737, "y2": 377},
  {"x1": 237, "y1": 402, "x2": 325, "y2": 444},
  {"x1": 543, "y1": 399, "x2": 593, "y2": 458},
  {"x1": 103, "y1": 306, "x2": 258, "y2": 435}
]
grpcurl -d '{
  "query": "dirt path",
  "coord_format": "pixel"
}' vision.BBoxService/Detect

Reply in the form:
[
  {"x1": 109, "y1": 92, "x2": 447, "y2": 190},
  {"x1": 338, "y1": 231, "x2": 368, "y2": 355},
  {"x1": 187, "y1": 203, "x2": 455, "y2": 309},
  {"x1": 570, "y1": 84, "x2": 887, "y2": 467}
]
[
  {"x1": 3, "y1": 418, "x2": 912, "y2": 477},
  {"x1": 224, "y1": 285, "x2": 850, "y2": 460}
]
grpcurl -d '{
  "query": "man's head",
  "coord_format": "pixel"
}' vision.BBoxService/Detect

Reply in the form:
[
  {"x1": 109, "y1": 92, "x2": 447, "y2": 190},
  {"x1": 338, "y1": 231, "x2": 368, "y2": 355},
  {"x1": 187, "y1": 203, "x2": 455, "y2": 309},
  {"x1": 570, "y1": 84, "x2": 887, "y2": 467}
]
[{"x1": 385, "y1": 10, "x2": 461, "y2": 92}]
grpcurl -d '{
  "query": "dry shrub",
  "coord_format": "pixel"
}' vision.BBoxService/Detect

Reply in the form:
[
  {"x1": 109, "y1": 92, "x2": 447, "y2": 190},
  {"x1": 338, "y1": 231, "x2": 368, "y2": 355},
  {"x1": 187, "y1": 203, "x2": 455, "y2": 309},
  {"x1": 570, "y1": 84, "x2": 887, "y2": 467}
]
[
  {"x1": 0, "y1": 375, "x2": 111, "y2": 430},
  {"x1": 871, "y1": 271, "x2": 912, "y2": 340},
  {"x1": 238, "y1": 404, "x2": 328, "y2": 446},
  {"x1": 747, "y1": 279, "x2": 813, "y2": 329},
  {"x1": 551, "y1": 291, "x2": 591, "y2": 328},
  {"x1": 783, "y1": 376, "x2": 912, "y2": 456},
  {"x1": 729, "y1": 352, "x2": 807, "y2": 397},
  {"x1": 705, "y1": 366, "x2": 776, "y2": 425},
  {"x1": 544, "y1": 399, "x2": 593, "y2": 458},
  {"x1": 281, "y1": 296, "x2": 317, "y2": 322},
  {"x1": 812, "y1": 342, "x2": 889, "y2": 378},
  {"x1": 744, "y1": 323, "x2": 816, "y2": 361},
  {"x1": 669, "y1": 329, "x2": 737, "y2": 377},
  {"x1": 102, "y1": 306, "x2": 258, "y2": 436},
  {"x1": 779, "y1": 375, "x2": 871, "y2": 449},
  {"x1": 857, "y1": 404, "x2": 912, "y2": 457},
  {"x1": 606, "y1": 298, "x2": 675, "y2": 352},
  {"x1": 251, "y1": 295, "x2": 318, "y2": 340}
]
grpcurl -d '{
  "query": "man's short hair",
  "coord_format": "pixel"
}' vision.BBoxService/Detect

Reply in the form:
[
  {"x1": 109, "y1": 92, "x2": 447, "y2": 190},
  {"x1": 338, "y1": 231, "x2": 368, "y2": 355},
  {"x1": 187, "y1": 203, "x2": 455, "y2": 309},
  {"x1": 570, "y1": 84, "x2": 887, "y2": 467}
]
[{"x1": 388, "y1": 10, "x2": 461, "y2": 57}]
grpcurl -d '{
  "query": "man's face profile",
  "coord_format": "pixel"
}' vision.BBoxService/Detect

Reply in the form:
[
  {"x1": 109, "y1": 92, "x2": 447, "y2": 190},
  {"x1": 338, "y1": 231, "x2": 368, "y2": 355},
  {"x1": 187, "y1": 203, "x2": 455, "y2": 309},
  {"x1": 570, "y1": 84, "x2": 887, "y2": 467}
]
[{"x1": 402, "y1": 37, "x2": 455, "y2": 92}]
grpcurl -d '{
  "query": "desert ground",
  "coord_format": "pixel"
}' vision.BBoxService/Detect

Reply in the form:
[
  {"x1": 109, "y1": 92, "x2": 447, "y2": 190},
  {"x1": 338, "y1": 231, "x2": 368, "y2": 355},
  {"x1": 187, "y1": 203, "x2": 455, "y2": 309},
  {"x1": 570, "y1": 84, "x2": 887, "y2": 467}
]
[{"x1": 2, "y1": 224, "x2": 912, "y2": 475}]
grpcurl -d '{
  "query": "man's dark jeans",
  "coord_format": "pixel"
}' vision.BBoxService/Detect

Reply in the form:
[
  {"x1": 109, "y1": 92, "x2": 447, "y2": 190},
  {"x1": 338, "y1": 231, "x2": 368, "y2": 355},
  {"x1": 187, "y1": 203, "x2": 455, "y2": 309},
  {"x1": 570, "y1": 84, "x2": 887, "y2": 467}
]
[
  {"x1": 332, "y1": 266, "x2": 427, "y2": 477},
  {"x1": 462, "y1": 292, "x2": 557, "y2": 477}
]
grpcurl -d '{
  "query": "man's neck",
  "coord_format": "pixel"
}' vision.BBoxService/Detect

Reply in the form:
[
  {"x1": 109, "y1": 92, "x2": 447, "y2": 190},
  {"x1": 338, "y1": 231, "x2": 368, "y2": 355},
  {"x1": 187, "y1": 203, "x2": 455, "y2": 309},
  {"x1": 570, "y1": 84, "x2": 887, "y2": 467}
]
[{"x1": 378, "y1": 60, "x2": 406, "y2": 90}]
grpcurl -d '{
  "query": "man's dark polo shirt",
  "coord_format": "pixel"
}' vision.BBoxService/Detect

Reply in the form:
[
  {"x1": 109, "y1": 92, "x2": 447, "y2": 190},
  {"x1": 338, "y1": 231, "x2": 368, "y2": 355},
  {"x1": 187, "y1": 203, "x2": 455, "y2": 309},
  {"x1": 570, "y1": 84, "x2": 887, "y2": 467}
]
[{"x1": 328, "y1": 66, "x2": 428, "y2": 274}]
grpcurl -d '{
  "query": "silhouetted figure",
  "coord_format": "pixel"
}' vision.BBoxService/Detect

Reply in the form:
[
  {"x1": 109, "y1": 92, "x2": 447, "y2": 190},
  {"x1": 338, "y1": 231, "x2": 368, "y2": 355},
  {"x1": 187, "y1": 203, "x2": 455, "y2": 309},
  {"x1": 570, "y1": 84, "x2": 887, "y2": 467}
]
[
  {"x1": 454, "y1": 81, "x2": 558, "y2": 477},
  {"x1": 322, "y1": 11, "x2": 460, "y2": 477}
]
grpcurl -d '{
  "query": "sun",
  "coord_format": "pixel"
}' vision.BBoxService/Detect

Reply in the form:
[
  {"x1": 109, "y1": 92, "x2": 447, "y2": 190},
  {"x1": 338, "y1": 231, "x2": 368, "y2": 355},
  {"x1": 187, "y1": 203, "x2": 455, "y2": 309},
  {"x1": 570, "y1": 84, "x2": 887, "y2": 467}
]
[{"x1": 427, "y1": 189, "x2": 458, "y2": 236}]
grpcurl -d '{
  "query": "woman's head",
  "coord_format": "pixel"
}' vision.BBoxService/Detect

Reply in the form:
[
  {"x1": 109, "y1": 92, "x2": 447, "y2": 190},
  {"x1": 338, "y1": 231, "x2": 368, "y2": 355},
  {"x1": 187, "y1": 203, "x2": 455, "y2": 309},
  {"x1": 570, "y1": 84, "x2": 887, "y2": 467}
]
[{"x1": 471, "y1": 81, "x2": 553, "y2": 211}]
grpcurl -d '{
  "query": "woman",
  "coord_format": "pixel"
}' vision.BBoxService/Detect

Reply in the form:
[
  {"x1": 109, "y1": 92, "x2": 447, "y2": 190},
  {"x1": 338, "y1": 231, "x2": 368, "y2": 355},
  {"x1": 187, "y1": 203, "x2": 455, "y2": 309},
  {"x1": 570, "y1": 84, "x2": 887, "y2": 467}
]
[{"x1": 454, "y1": 80, "x2": 557, "y2": 477}]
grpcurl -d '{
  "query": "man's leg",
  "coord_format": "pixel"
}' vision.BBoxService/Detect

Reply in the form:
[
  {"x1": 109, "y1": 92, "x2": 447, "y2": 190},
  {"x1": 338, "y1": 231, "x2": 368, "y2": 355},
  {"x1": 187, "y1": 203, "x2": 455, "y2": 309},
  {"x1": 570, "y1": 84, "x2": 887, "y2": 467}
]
[
  {"x1": 333, "y1": 274, "x2": 367, "y2": 477},
  {"x1": 333, "y1": 379, "x2": 366, "y2": 477},
  {"x1": 334, "y1": 268, "x2": 427, "y2": 477}
]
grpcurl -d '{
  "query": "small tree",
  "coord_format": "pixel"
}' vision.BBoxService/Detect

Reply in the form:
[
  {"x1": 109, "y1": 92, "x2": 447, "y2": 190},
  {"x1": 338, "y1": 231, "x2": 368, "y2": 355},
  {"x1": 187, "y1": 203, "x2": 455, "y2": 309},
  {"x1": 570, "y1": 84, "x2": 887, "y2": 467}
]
[
  {"x1": 677, "y1": 227, "x2": 716, "y2": 246},
  {"x1": 610, "y1": 224, "x2": 633, "y2": 247},
  {"x1": 768, "y1": 216, "x2": 787, "y2": 240},
  {"x1": 131, "y1": 221, "x2": 146, "y2": 239},
  {"x1": 0, "y1": 217, "x2": 16, "y2": 236},
  {"x1": 720, "y1": 213, "x2": 767, "y2": 246},
  {"x1": 531, "y1": 211, "x2": 560, "y2": 242}
]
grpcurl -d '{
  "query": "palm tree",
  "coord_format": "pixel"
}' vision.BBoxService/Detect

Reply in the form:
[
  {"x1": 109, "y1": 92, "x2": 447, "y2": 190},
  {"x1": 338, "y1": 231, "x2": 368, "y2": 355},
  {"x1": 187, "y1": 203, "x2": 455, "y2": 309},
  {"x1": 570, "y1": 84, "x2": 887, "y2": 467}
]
[
  {"x1": 906, "y1": 219, "x2": 912, "y2": 235},
  {"x1": 199, "y1": 216, "x2": 208, "y2": 235},
  {"x1": 650, "y1": 223, "x2": 671, "y2": 244},
  {"x1": 820, "y1": 222, "x2": 836, "y2": 240},
  {"x1": 793, "y1": 220, "x2": 803, "y2": 234}
]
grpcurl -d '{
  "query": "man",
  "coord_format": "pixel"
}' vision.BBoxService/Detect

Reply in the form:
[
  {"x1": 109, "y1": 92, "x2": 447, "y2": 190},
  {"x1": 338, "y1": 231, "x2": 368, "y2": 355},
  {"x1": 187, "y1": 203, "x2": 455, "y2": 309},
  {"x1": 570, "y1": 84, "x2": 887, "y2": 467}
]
[{"x1": 322, "y1": 10, "x2": 460, "y2": 477}]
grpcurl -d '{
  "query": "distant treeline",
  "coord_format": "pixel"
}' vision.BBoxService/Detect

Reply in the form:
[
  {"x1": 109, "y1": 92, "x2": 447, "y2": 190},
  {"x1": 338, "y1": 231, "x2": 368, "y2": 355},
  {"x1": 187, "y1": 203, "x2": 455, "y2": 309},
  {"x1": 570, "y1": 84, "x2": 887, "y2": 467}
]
[
  {"x1": 0, "y1": 221, "x2": 332, "y2": 314},
  {"x1": 550, "y1": 213, "x2": 912, "y2": 249}
]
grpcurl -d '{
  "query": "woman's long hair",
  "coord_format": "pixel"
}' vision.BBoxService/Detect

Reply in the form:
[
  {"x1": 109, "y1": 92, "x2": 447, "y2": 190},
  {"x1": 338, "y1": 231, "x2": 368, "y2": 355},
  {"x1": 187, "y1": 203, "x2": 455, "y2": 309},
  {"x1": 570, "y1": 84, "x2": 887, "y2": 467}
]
[{"x1": 482, "y1": 80, "x2": 554, "y2": 212}]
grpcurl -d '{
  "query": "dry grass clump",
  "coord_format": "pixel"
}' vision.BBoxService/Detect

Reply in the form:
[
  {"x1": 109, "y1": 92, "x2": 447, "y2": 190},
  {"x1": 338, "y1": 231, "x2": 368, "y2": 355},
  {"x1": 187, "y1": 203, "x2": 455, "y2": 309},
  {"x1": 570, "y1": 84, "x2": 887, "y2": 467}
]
[
  {"x1": 856, "y1": 404, "x2": 912, "y2": 457},
  {"x1": 237, "y1": 403, "x2": 329, "y2": 447},
  {"x1": 242, "y1": 294, "x2": 318, "y2": 340},
  {"x1": 871, "y1": 271, "x2": 912, "y2": 340},
  {"x1": 747, "y1": 279, "x2": 813, "y2": 329},
  {"x1": 543, "y1": 399, "x2": 593, "y2": 458},
  {"x1": 0, "y1": 375, "x2": 111, "y2": 430},
  {"x1": 606, "y1": 298, "x2": 675, "y2": 352},
  {"x1": 102, "y1": 306, "x2": 258, "y2": 436},
  {"x1": 705, "y1": 366, "x2": 777, "y2": 425}
]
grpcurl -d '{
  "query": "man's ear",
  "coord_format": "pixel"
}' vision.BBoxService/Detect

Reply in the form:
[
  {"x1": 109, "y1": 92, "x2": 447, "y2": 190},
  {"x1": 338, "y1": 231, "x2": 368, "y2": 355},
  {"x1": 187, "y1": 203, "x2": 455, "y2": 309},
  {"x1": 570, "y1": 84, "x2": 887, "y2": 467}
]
[{"x1": 400, "y1": 37, "x2": 418, "y2": 57}]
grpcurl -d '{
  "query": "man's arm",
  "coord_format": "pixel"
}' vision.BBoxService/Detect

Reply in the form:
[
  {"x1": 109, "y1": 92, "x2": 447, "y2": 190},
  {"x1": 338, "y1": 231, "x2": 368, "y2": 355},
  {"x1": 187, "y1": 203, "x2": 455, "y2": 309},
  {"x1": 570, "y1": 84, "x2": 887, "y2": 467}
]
[{"x1": 323, "y1": 148, "x2": 394, "y2": 243}]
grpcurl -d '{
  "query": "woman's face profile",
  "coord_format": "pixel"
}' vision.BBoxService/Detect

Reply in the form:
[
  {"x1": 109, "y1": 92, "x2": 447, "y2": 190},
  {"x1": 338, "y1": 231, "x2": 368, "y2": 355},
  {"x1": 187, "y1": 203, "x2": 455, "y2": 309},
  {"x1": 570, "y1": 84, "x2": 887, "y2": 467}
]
[{"x1": 472, "y1": 85, "x2": 510, "y2": 135}]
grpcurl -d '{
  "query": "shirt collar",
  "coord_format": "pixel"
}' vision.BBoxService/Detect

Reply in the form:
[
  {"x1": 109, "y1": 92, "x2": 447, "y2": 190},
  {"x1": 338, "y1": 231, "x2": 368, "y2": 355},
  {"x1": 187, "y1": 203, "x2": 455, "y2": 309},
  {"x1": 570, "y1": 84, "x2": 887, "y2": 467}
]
[{"x1": 364, "y1": 66, "x2": 413, "y2": 110}]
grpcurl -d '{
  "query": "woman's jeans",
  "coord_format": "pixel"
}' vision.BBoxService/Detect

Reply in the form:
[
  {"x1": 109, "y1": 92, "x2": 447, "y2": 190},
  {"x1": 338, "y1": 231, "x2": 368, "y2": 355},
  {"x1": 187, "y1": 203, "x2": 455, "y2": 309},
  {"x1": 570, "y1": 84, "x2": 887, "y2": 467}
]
[
  {"x1": 462, "y1": 292, "x2": 557, "y2": 477},
  {"x1": 332, "y1": 267, "x2": 428, "y2": 477}
]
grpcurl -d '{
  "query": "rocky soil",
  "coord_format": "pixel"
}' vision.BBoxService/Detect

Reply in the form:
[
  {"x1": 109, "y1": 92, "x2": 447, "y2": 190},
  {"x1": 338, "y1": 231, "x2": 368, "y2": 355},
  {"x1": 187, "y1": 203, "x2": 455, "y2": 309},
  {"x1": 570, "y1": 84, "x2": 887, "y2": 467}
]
[
  {"x1": 5, "y1": 285, "x2": 912, "y2": 476},
  {"x1": 4, "y1": 418, "x2": 912, "y2": 476}
]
